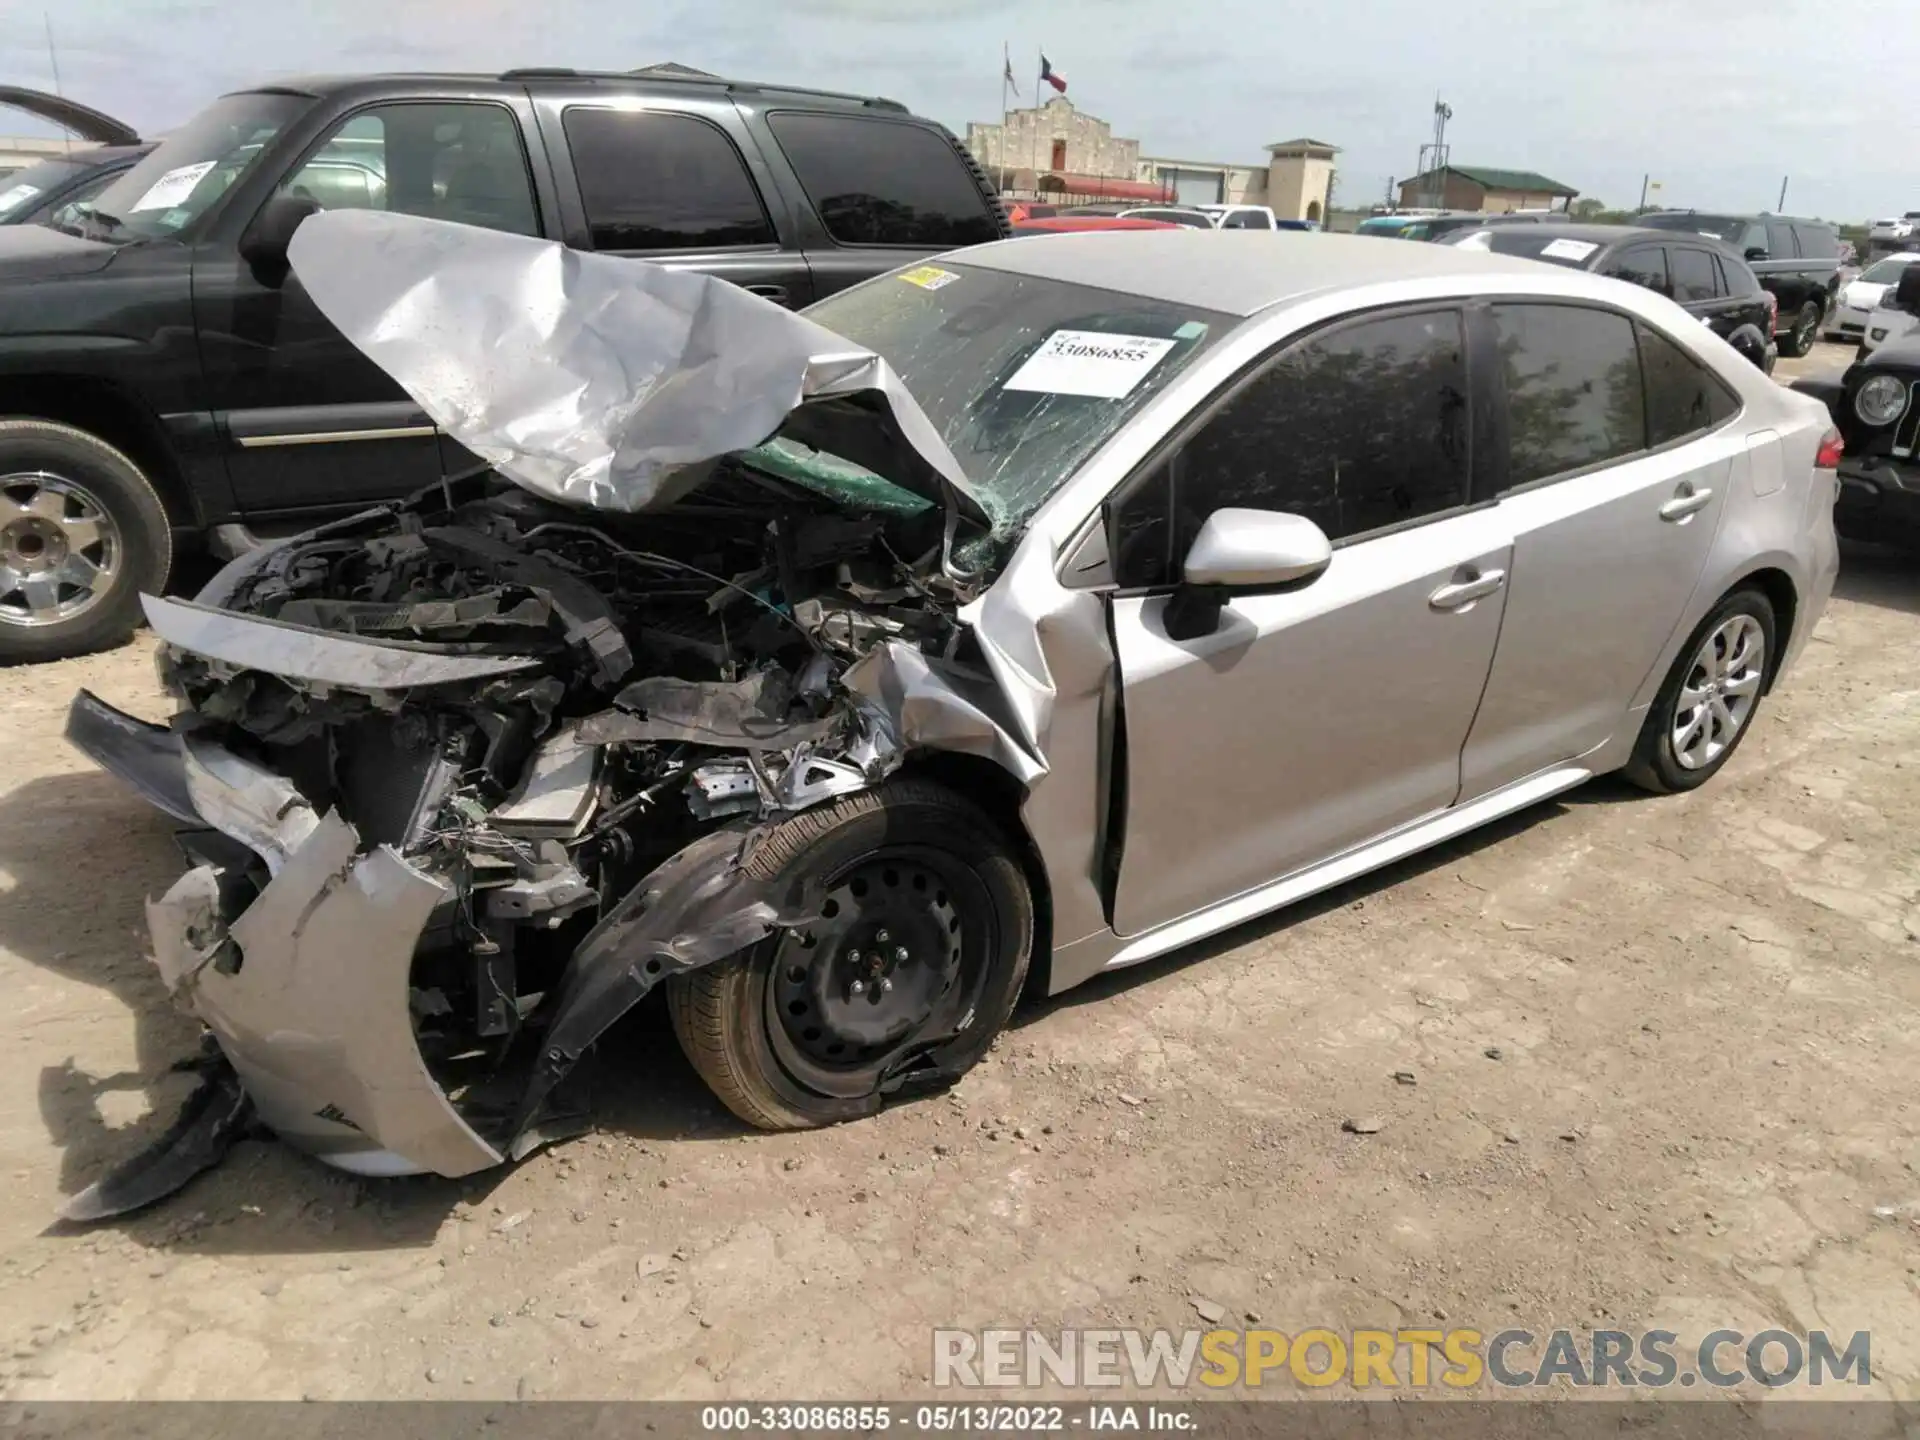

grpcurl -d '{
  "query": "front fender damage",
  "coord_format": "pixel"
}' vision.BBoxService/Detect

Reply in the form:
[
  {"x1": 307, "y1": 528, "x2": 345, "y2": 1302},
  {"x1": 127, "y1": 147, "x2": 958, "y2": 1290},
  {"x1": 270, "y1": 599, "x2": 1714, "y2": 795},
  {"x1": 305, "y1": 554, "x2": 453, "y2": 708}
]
[{"x1": 62, "y1": 632, "x2": 1044, "y2": 1218}]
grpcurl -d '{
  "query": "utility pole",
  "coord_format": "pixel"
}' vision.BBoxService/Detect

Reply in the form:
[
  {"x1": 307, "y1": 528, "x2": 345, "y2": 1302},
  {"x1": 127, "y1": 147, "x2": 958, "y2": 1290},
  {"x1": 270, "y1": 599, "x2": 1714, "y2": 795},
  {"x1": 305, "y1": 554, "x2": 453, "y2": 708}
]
[
  {"x1": 1414, "y1": 97, "x2": 1452, "y2": 211},
  {"x1": 1777, "y1": 175, "x2": 1789, "y2": 212},
  {"x1": 45, "y1": 13, "x2": 71, "y2": 155},
  {"x1": 1639, "y1": 173, "x2": 1648, "y2": 211}
]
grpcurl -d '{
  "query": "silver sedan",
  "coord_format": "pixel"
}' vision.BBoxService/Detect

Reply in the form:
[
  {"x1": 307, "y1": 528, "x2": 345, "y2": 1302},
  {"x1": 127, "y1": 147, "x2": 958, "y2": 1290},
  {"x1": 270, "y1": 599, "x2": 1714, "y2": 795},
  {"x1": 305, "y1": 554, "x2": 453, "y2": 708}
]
[{"x1": 63, "y1": 217, "x2": 1841, "y2": 1215}]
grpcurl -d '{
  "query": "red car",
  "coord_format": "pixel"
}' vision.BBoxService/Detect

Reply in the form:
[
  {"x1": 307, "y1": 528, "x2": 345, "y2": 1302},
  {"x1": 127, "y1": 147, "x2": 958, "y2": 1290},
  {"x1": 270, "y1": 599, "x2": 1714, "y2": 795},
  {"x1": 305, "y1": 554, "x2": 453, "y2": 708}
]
[{"x1": 1009, "y1": 215, "x2": 1180, "y2": 235}]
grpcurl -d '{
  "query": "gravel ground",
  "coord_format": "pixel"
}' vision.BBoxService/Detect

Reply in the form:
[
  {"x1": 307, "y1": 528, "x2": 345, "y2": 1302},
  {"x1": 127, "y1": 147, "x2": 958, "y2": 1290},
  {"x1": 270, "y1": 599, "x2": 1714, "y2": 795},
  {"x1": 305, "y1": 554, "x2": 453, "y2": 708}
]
[{"x1": 2, "y1": 340, "x2": 1916, "y2": 1403}]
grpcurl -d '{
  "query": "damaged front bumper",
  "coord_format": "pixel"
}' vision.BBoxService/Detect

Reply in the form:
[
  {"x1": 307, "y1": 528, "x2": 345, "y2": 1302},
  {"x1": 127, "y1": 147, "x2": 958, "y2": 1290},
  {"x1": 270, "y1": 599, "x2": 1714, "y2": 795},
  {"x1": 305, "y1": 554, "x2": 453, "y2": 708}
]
[{"x1": 68, "y1": 690, "x2": 502, "y2": 1184}]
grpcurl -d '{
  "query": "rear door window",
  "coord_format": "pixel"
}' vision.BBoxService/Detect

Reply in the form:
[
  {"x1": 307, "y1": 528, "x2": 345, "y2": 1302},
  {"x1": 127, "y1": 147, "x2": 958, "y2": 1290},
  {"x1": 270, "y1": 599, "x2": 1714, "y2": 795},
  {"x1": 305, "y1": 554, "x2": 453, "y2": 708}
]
[
  {"x1": 563, "y1": 107, "x2": 773, "y2": 251},
  {"x1": 1669, "y1": 247, "x2": 1723, "y2": 303},
  {"x1": 1222, "y1": 209, "x2": 1272, "y2": 230},
  {"x1": 1765, "y1": 221, "x2": 1798, "y2": 258},
  {"x1": 1493, "y1": 304, "x2": 1646, "y2": 486},
  {"x1": 1605, "y1": 246, "x2": 1669, "y2": 295},
  {"x1": 766, "y1": 112, "x2": 999, "y2": 248},
  {"x1": 1638, "y1": 322, "x2": 1739, "y2": 446},
  {"x1": 1790, "y1": 223, "x2": 1836, "y2": 259}
]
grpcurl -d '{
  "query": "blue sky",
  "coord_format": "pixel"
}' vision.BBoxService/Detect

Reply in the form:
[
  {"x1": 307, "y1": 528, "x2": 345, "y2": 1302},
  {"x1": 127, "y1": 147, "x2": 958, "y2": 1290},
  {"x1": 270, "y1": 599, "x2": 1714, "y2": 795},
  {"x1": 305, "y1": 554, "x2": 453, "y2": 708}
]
[{"x1": 1, "y1": 0, "x2": 1907, "y2": 220}]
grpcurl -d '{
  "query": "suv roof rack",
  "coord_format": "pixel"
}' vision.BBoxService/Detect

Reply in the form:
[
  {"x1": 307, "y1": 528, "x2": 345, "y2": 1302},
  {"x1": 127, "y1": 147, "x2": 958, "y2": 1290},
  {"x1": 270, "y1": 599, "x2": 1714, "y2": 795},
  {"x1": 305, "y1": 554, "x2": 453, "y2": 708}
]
[{"x1": 495, "y1": 64, "x2": 906, "y2": 110}]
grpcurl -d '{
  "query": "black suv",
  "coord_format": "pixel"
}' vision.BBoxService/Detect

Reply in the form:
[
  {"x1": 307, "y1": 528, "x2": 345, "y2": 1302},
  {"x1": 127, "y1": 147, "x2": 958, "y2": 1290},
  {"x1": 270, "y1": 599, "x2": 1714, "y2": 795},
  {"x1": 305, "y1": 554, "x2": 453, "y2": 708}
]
[
  {"x1": 1638, "y1": 211, "x2": 1842, "y2": 359},
  {"x1": 0, "y1": 69, "x2": 1007, "y2": 662}
]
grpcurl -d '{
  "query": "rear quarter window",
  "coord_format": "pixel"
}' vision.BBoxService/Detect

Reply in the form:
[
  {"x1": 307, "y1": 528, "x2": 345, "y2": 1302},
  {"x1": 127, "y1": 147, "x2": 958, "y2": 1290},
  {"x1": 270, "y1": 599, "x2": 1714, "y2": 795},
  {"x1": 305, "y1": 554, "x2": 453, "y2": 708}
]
[{"x1": 766, "y1": 112, "x2": 999, "y2": 248}]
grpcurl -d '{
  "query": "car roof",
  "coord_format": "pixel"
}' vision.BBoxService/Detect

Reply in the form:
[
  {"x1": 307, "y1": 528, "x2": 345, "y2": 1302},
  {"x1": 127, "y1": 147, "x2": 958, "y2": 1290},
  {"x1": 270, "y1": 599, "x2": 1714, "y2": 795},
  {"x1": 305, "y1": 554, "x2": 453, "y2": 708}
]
[
  {"x1": 953, "y1": 230, "x2": 1604, "y2": 317},
  {"x1": 236, "y1": 69, "x2": 908, "y2": 112},
  {"x1": 1643, "y1": 209, "x2": 1833, "y2": 227}
]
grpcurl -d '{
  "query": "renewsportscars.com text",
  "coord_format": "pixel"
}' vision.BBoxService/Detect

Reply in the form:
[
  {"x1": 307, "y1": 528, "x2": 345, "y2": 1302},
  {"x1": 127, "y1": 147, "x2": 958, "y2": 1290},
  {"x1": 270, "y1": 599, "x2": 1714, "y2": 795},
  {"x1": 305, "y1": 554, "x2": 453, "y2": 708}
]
[{"x1": 933, "y1": 1327, "x2": 1871, "y2": 1390}]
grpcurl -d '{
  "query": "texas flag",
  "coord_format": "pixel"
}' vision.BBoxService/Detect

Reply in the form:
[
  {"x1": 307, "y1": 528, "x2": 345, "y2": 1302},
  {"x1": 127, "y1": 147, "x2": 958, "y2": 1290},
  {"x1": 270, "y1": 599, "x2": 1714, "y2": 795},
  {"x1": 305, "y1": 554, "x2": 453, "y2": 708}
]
[{"x1": 1040, "y1": 54, "x2": 1067, "y2": 93}]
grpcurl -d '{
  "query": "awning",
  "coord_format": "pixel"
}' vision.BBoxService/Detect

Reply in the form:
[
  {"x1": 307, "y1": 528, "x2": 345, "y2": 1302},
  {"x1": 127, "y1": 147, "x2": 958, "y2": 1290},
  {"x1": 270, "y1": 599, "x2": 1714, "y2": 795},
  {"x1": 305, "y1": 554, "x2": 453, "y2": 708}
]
[{"x1": 1040, "y1": 173, "x2": 1172, "y2": 202}]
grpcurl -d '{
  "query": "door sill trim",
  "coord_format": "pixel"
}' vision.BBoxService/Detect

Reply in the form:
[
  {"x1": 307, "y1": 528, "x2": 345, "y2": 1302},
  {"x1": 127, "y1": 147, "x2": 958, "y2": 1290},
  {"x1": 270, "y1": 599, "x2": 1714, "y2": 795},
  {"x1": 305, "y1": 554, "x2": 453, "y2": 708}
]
[{"x1": 1104, "y1": 764, "x2": 1593, "y2": 971}]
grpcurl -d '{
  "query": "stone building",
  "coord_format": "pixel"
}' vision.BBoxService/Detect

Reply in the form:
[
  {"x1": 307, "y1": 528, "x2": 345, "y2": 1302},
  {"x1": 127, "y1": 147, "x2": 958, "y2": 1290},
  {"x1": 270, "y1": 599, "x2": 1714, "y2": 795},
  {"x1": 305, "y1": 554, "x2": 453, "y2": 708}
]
[
  {"x1": 1395, "y1": 165, "x2": 1578, "y2": 213},
  {"x1": 965, "y1": 98, "x2": 1167, "y2": 202}
]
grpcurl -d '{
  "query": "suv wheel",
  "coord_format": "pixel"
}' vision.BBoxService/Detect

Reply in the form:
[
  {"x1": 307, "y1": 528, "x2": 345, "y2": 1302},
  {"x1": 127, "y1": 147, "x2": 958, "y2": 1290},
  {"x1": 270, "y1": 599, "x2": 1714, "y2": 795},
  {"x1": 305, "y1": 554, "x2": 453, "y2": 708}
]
[
  {"x1": 0, "y1": 420, "x2": 170, "y2": 665},
  {"x1": 1778, "y1": 301, "x2": 1821, "y2": 358}
]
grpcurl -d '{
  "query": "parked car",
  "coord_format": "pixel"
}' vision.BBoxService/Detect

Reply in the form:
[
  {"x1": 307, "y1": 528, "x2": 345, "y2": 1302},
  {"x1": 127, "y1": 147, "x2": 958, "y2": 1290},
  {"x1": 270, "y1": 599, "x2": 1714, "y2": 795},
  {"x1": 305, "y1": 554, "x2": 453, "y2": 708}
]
[
  {"x1": 1197, "y1": 203, "x2": 1280, "y2": 230},
  {"x1": 61, "y1": 218, "x2": 1839, "y2": 1213},
  {"x1": 1859, "y1": 263, "x2": 1920, "y2": 358},
  {"x1": 1869, "y1": 213, "x2": 1920, "y2": 246},
  {"x1": 1113, "y1": 205, "x2": 1216, "y2": 229},
  {"x1": 1011, "y1": 215, "x2": 1179, "y2": 235},
  {"x1": 0, "y1": 68, "x2": 1008, "y2": 665},
  {"x1": 1444, "y1": 222, "x2": 1777, "y2": 373},
  {"x1": 0, "y1": 85, "x2": 152, "y2": 229},
  {"x1": 1358, "y1": 210, "x2": 1547, "y2": 242},
  {"x1": 1638, "y1": 211, "x2": 1842, "y2": 359},
  {"x1": 1825, "y1": 253, "x2": 1920, "y2": 342},
  {"x1": 1793, "y1": 279, "x2": 1920, "y2": 549},
  {"x1": 0, "y1": 144, "x2": 154, "y2": 228}
]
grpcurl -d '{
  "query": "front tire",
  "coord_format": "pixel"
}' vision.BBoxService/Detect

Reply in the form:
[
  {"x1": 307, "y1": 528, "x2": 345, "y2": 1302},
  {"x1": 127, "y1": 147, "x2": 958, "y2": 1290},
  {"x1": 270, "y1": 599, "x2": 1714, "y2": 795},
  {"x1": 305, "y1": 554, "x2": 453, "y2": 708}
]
[
  {"x1": 0, "y1": 419, "x2": 171, "y2": 665},
  {"x1": 1624, "y1": 587, "x2": 1776, "y2": 794},
  {"x1": 667, "y1": 780, "x2": 1034, "y2": 1130}
]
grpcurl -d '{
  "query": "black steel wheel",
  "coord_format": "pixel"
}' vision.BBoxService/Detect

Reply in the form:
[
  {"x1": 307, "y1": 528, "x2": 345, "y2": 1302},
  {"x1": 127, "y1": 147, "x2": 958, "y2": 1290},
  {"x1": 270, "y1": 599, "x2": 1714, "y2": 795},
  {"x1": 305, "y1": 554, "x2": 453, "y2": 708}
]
[{"x1": 667, "y1": 780, "x2": 1033, "y2": 1129}]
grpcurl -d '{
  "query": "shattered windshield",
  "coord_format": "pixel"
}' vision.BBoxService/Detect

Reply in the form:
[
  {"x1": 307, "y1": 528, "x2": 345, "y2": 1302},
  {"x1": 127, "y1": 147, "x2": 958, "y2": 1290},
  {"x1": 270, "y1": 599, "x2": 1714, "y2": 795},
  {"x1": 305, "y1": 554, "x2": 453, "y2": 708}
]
[
  {"x1": 83, "y1": 91, "x2": 306, "y2": 241},
  {"x1": 803, "y1": 264, "x2": 1231, "y2": 531}
]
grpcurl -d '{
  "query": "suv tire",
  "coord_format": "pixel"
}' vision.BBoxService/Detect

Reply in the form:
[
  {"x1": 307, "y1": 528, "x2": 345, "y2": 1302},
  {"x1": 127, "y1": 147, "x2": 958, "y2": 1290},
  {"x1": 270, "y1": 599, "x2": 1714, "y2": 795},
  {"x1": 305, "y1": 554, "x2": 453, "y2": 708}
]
[
  {"x1": 0, "y1": 420, "x2": 171, "y2": 665},
  {"x1": 1777, "y1": 300, "x2": 1822, "y2": 359}
]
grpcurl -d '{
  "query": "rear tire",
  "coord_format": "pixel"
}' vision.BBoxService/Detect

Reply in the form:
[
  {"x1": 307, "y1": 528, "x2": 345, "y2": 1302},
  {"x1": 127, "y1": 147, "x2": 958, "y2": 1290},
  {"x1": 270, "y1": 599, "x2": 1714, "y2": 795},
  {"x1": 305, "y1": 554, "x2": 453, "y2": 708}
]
[
  {"x1": 1777, "y1": 301, "x2": 1821, "y2": 358},
  {"x1": 667, "y1": 780, "x2": 1033, "y2": 1130},
  {"x1": 0, "y1": 419, "x2": 171, "y2": 665},
  {"x1": 1624, "y1": 587, "x2": 1776, "y2": 794}
]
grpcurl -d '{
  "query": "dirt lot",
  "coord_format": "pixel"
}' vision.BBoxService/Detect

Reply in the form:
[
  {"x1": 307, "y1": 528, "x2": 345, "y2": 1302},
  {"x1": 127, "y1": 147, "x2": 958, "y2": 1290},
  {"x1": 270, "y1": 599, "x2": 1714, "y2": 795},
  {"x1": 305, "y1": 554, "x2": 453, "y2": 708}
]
[{"x1": 4, "y1": 340, "x2": 1919, "y2": 1403}]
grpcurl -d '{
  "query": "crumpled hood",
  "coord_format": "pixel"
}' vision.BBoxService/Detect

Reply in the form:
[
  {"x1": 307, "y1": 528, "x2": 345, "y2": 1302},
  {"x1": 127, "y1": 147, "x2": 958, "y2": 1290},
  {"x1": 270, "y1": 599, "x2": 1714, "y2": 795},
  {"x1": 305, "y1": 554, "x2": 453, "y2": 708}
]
[
  {"x1": 286, "y1": 210, "x2": 986, "y2": 518},
  {"x1": 0, "y1": 221, "x2": 119, "y2": 279}
]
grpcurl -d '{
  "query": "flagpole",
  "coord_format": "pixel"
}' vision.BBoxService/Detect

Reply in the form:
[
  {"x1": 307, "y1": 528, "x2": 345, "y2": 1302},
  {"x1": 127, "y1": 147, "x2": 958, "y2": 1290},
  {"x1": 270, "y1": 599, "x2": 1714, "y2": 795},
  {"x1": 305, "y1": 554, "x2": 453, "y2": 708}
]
[
  {"x1": 999, "y1": 42, "x2": 1012, "y2": 193},
  {"x1": 1030, "y1": 48, "x2": 1041, "y2": 197}
]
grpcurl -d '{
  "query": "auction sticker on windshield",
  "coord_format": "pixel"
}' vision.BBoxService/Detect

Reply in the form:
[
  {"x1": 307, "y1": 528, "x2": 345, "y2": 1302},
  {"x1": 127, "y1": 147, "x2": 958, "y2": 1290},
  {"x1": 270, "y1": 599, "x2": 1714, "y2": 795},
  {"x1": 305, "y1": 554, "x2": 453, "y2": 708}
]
[
  {"x1": 898, "y1": 265, "x2": 960, "y2": 291},
  {"x1": 1541, "y1": 238, "x2": 1599, "y2": 262},
  {"x1": 1003, "y1": 330, "x2": 1178, "y2": 399},
  {"x1": 131, "y1": 161, "x2": 217, "y2": 213}
]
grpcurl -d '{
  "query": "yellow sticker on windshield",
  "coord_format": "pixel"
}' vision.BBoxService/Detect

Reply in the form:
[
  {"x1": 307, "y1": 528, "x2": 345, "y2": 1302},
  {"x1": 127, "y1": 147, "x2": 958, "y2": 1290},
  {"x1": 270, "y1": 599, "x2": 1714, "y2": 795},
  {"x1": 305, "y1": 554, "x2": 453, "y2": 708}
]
[{"x1": 898, "y1": 265, "x2": 960, "y2": 291}]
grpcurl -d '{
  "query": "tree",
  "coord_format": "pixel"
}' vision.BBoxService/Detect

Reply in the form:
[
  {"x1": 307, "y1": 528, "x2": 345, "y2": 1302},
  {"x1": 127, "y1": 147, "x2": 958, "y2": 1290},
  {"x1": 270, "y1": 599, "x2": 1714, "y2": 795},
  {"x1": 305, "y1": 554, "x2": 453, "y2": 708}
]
[{"x1": 1569, "y1": 197, "x2": 1607, "y2": 220}]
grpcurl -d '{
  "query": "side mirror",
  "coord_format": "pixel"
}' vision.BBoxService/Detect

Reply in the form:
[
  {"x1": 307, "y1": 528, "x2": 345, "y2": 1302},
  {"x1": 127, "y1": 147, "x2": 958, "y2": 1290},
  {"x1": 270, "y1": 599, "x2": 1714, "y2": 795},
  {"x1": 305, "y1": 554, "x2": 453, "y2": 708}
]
[
  {"x1": 238, "y1": 193, "x2": 321, "y2": 276},
  {"x1": 1164, "y1": 508, "x2": 1332, "y2": 641},
  {"x1": 1895, "y1": 266, "x2": 1920, "y2": 314},
  {"x1": 1744, "y1": 247, "x2": 1768, "y2": 262}
]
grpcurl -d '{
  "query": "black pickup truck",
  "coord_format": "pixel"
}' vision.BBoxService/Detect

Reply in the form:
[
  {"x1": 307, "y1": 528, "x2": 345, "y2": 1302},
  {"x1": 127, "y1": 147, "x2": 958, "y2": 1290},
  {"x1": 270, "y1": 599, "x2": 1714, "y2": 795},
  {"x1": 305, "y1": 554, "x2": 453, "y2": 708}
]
[{"x1": 0, "y1": 68, "x2": 1008, "y2": 662}]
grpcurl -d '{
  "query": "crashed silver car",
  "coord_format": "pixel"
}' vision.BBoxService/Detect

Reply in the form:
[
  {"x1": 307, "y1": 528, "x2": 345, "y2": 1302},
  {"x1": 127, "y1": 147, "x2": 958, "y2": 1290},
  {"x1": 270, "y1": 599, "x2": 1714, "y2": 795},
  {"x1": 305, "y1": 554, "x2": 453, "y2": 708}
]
[{"x1": 63, "y1": 212, "x2": 1840, "y2": 1216}]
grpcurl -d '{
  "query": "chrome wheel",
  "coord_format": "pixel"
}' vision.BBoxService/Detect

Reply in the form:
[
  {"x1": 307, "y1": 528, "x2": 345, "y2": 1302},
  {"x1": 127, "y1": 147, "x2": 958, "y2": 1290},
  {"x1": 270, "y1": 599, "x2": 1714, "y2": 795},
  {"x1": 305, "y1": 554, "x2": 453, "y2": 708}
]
[
  {"x1": 1671, "y1": 614, "x2": 1766, "y2": 771},
  {"x1": 1794, "y1": 304, "x2": 1819, "y2": 353},
  {"x1": 0, "y1": 471, "x2": 121, "y2": 629}
]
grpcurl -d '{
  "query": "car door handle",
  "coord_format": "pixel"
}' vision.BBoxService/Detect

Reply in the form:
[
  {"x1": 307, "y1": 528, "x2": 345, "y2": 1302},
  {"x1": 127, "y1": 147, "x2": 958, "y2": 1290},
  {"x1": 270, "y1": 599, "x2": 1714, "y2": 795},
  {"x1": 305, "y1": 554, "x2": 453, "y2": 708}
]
[
  {"x1": 1659, "y1": 486, "x2": 1714, "y2": 521},
  {"x1": 745, "y1": 284, "x2": 790, "y2": 306},
  {"x1": 1428, "y1": 569, "x2": 1505, "y2": 611}
]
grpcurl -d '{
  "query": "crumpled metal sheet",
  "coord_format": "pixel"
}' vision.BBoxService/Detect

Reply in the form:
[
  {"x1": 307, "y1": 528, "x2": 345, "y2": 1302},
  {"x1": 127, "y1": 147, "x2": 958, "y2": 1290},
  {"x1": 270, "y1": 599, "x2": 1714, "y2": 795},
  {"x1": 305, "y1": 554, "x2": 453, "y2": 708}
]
[
  {"x1": 841, "y1": 639, "x2": 1046, "y2": 786},
  {"x1": 286, "y1": 210, "x2": 983, "y2": 515},
  {"x1": 577, "y1": 670, "x2": 841, "y2": 751}
]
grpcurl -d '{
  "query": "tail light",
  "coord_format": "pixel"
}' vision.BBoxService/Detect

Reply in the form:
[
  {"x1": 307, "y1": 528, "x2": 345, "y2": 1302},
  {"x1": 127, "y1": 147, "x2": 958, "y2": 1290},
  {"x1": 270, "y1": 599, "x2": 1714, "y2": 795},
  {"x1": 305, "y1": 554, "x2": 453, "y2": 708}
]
[{"x1": 1815, "y1": 428, "x2": 1844, "y2": 469}]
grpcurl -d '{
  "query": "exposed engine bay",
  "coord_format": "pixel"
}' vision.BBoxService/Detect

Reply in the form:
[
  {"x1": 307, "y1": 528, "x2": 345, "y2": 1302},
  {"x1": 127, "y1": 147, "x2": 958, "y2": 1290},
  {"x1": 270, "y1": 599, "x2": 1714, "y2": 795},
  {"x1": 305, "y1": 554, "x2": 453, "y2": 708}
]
[{"x1": 62, "y1": 452, "x2": 1035, "y2": 1218}]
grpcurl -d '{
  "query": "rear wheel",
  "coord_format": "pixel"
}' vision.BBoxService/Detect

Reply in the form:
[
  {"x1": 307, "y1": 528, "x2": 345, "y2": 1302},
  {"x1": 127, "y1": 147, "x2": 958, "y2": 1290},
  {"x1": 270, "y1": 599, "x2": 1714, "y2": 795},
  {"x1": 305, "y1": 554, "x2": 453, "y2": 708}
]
[
  {"x1": 0, "y1": 419, "x2": 171, "y2": 665},
  {"x1": 1624, "y1": 588, "x2": 1776, "y2": 794},
  {"x1": 1777, "y1": 300, "x2": 1821, "y2": 358},
  {"x1": 667, "y1": 780, "x2": 1033, "y2": 1130}
]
